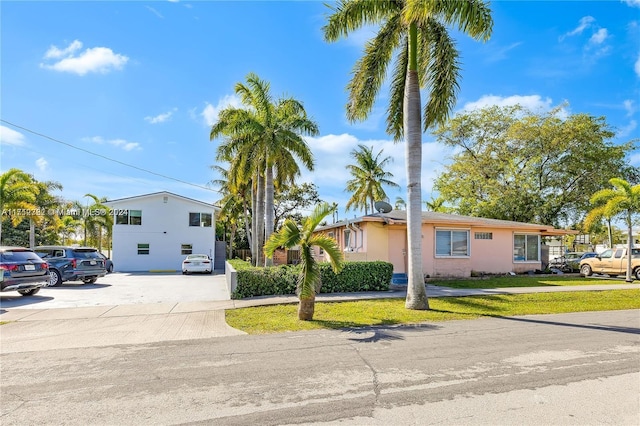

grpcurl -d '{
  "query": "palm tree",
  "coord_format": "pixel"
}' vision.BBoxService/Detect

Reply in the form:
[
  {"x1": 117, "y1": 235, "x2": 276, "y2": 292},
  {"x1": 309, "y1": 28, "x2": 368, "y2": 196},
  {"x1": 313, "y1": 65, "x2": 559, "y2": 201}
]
[
  {"x1": 264, "y1": 202, "x2": 343, "y2": 320},
  {"x1": 425, "y1": 196, "x2": 450, "y2": 213},
  {"x1": 324, "y1": 0, "x2": 493, "y2": 310},
  {"x1": 345, "y1": 144, "x2": 399, "y2": 214},
  {"x1": 82, "y1": 194, "x2": 113, "y2": 250},
  {"x1": 0, "y1": 168, "x2": 40, "y2": 244},
  {"x1": 585, "y1": 178, "x2": 640, "y2": 282},
  {"x1": 211, "y1": 73, "x2": 318, "y2": 267}
]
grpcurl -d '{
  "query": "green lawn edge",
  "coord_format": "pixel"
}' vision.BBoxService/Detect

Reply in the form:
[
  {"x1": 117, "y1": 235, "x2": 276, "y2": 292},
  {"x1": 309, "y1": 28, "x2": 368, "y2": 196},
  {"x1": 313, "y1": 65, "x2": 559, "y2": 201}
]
[
  {"x1": 225, "y1": 289, "x2": 640, "y2": 334},
  {"x1": 429, "y1": 275, "x2": 634, "y2": 289}
]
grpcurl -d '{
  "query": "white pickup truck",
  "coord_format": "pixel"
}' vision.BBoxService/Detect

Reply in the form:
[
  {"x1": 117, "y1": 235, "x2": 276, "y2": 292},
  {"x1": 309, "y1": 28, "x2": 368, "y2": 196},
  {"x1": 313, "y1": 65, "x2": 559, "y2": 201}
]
[{"x1": 579, "y1": 247, "x2": 640, "y2": 280}]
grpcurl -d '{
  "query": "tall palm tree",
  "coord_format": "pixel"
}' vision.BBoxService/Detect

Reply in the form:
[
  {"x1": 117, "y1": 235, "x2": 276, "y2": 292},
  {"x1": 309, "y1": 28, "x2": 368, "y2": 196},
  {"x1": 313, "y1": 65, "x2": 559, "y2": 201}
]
[
  {"x1": 0, "y1": 168, "x2": 40, "y2": 244},
  {"x1": 585, "y1": 178, "x2": 640, "y2": 282},
  {"x1": 324, "y1": 0, "x2": 493, "y2": 310},
  {"x1": 264, "y1": 202, "x2": 343, "y2": 320},
  {"x1": 345, "y1": 144, "x2": 399, "y2": 214},
  {"x1": 211, "y1": 73, "x2": 318, "y2": 267}
]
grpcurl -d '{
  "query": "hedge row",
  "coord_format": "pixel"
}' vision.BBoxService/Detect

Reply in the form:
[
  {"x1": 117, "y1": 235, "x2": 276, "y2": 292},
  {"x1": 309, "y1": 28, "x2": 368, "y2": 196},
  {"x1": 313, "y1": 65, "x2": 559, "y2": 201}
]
[{"x1": 230, "y1": 261, "x2": 393, "y2": 299}]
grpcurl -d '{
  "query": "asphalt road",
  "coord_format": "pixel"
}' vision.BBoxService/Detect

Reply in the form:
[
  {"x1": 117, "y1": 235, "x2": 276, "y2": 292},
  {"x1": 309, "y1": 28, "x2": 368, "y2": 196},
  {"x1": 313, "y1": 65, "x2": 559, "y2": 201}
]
[
  {"x1": 1, "y1": 309, "x2": 638, "y2": 425},
  {"x1": 0, "y1": 272, "x2": 230, "y2": 309}
]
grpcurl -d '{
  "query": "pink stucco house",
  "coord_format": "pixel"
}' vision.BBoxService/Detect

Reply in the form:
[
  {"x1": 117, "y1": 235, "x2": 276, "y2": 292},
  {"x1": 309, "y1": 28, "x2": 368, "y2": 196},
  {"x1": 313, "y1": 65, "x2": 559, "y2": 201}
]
[{"x1": 313, "y1": 210, "x2": 574, "y2": 278}]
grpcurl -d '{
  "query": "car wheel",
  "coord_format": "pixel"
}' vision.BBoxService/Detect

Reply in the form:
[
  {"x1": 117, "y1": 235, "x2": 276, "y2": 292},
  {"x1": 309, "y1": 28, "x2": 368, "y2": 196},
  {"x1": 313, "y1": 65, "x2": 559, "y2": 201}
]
[
  {"x1": 107, "y1": 264, "x2": 113, "y2": 273},
  {"x1": 18, "y1": 288, "x2": 40, "y2": 296},
  {"x1": 83, "y1": 277, "x2": 97, "y2": 284},
  {"x1": 49, "y1": 269, "x2": 62, "y2": 287},
  {"x1": 634, "y1": 268, "x2": 640, "y2": 281},
  {"x1": 580, "y1": 264, "x2": 593, "y2": 277}
]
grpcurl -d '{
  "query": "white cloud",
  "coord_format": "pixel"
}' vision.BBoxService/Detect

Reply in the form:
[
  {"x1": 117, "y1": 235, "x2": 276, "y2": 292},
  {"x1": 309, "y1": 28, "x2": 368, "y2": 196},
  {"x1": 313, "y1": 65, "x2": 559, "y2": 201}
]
[
  {"x1": 0, "y1": 126, "x2": 26, "y2": 146},
  {"x1": 624, "y1": 0, "x2": 640, "y2": 8},
  {"x1": 36, "y1": 157, "x2": 48, "y2": 172},
  {"x1": 617, "y1": 120, "x2": 637, "y2": 138},
  {"x1": 589, "y1": 28, "x2": 608, "y2": 45},
  {"x1": 40, "y1": 40, "x2": 129, "y2": 76},
  {"x1": 145, "y1": 6, "x2": 164, "y2": 19},
  {"x1": 460, "y1": 94, "x2": 553, "y2": 112},
  {"x1": 560, "y1": 16, "x2": 595, "y2": 40},
  {"x1": 623, "y1": 99, "x2": 636, "y2": 117},
  {"x1": 44, "y1": 40, "x2": 82, "y2": 59},
  {"x1": 82, "y1": 136, "x2": 141, "y2": 151},
  {"x1": 635, "y1": 53, "x2": 640, "y2": 77},
  {"x1": 201, "y1": 95, "x2": 243, "y2": 127},
  {"x1": 145, "y1": 108, "x2": 177, "y2": 124}
]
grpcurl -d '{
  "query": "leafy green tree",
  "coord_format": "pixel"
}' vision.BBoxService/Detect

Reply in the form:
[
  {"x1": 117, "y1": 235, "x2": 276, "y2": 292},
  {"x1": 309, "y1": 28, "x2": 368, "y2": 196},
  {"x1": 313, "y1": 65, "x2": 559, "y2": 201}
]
[
  {"x1": 324, "y1": 0, "x2": 493, "y2": 310},
  {"x1": 345, "y1": 144, "x2": 399, "y2": 214},
  {"x1": 585, "y1": 178, "x2": 640, "y2": 282},
  {"x1": 264, "y1": 202, "x2": 343, "y2": 320},
  {"x1": 394, "y1": 196, "x2": 406, "y2": 210},
  {"x1": 274, "y1": 182, "x2": 322, "y2": 230},
  {"x1": 0, "y1": 168, "x2": 40, "y2": 243},
  {"x1": 82, "y1": 194, "x2": 113, "y2": 250},
  {"x1": 434, "y1": 105, "x2": 637, "y2": 226},
  {"x1": 424, "y1": 196, "x2": 451, "y2": 213},
  {"x1": 211, "y1": 73, "x2": 318, "y2": 267}
]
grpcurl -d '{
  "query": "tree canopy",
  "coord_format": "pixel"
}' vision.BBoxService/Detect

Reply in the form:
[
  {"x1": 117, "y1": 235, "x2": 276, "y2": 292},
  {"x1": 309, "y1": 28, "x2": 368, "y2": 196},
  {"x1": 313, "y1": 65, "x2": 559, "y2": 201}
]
[{"x1": 433, "y1": 105, "x2": 637, "y2": 227}]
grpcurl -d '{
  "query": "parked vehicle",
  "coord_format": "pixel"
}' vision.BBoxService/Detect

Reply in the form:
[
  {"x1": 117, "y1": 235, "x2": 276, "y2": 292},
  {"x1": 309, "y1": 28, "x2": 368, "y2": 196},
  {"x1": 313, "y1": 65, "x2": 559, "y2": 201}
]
[
  {"x1": 579, "y1": 248, "x2": 640, "y2": 279},
  {"x1": 35, "y1": 246, "x2": 107, "y2": 286},
  {"x1": 182, "y1": 254, "x2": 212, "y2": 274},
  {"x1": 550, "y1": 252, "x2": 597, "y2": 272},
  {"x1": 97, "y1": 252, "x2": 114, "y2": 273},
  {"x1": 0, "y1": 246, "x2": 49, "y2": 296}
]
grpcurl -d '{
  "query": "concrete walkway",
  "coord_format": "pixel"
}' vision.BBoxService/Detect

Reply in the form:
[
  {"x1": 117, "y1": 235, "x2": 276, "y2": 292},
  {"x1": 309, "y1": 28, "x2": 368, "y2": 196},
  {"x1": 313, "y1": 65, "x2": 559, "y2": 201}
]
[{"x1": 1, "y1": 284, "x2": 638, "y2": 354}]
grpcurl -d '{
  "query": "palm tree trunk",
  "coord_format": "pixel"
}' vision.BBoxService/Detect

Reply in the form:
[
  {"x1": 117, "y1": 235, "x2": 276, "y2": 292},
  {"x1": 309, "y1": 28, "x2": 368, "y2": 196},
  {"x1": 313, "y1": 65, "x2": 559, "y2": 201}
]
[
  {"x1": 404, "y1": 24, "x2": 429, "y2": 310},
  {"x1": 298, "y1": 295, "x2": 316, "y2": 320},
  {"x1": 264, "y1": 164, "x2": 275, "y2": 266},
  {"x1": 251, "y1": 184, "x2": 258, "y2": 266},
  {"x1": 626, "y1": 212, "x2": 633, "y2": 283},
  {"x1": 255, "y1": 172, "x2": 265, "y2": 267}
]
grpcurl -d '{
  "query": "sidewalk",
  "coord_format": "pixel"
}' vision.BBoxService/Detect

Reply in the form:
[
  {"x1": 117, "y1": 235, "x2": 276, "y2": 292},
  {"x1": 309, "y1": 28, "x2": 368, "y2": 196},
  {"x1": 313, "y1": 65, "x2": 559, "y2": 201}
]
[{"x1": 1, "y1": 284, "x2": 638, "y2": 354}]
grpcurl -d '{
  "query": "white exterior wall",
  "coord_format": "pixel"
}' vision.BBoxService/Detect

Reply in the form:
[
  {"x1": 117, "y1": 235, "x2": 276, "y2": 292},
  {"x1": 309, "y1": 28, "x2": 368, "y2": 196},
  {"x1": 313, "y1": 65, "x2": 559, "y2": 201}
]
[{"x1": 107, "y1": 193, "x2": 216, "y2": 272}]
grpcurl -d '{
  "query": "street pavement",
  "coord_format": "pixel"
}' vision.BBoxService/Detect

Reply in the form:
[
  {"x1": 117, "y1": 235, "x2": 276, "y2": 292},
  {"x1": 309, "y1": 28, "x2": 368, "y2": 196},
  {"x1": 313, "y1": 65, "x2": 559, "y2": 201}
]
[
  {"x1": 1, "y1": 309, "x2": 638, "y2": 425},
  {"x1": 0, "y1": 281, "x2": 638, "y2": 353}
]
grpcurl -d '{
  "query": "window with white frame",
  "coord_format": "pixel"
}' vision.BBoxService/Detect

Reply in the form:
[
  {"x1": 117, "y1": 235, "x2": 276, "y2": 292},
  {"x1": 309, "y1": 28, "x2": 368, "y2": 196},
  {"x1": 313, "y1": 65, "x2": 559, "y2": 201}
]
[
  {"x1": 189, "y1": 212, "x2": 212, "y2": 227},
  {"x1": 436, "y1": 229, "x2": 469, "y2": 257},
  {"x1": 343, "y1": 229, "x2": 351, "y2": 249},
  {"x1": 181, "y1": 244, "x2": 193, "y2": 255},
  {"x1": 513, "y1": 234, "x2": 539, "y2": 262}
]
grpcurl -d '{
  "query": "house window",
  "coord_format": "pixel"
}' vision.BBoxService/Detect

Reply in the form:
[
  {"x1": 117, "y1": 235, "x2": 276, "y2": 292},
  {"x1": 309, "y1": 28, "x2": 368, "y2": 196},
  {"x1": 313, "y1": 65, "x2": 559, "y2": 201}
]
[
  {"x1": 513, "y1": 234, "x2": 539, "y2": 262},
  {"x1": 189, "y1": 212, "x2": 212, "y2": 227},
  {"x1": 116, "y1": 210, "x2": 142, "y2": 225},
  {"x1": 344, "y1": 229, "x2": 351, "y2": 249},
  {"x1": 181, "y1": 244, "x2": 193, "y2": 255},
  {"x1": 436, "y1": 230, "x2": 469, "y2": 257},
  {"x1": 475, "y1": 232, "x2": 493, "y2": 240},
  {"x1": 137, "y1": 243, "x2": 150, "y2": 255}
]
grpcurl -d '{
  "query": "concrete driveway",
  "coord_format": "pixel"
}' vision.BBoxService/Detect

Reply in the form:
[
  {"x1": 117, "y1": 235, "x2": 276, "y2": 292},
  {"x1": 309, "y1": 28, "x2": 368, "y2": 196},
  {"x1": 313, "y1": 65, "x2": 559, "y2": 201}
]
[{"x1": 0, "y1": 272, "x2": 230, "y2": 310}]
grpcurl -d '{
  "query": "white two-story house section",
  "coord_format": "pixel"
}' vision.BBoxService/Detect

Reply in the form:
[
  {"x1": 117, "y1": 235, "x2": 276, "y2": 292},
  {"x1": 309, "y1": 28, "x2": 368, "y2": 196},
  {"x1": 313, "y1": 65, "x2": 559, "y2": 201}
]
[{"x1": 105, "y1": 191, "x2": 219, "y2": 272}]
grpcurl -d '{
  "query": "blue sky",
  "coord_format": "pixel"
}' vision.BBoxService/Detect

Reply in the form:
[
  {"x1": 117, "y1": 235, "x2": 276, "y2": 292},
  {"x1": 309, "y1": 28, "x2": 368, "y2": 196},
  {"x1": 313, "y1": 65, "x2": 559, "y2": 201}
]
[{"x1": 1, "y1": 0, "x2": 639, "y2": 219}]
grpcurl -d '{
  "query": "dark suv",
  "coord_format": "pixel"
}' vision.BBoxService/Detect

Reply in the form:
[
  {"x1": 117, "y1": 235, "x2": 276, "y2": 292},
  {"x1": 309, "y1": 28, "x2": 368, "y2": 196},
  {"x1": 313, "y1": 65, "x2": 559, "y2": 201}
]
[
  {"x1": 0, "y1": 246, "x2": 49, "y2": 296},
  {"x1": 35, "y1": 246, "x2": 107, "y2": 287}
]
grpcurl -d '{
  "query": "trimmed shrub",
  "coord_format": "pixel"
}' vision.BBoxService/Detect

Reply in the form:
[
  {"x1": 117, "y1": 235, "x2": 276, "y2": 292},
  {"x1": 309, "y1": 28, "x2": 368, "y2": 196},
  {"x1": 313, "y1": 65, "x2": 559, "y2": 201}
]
[{"x1": 232, "y1": 261, "x2": 393, "y2": 299}]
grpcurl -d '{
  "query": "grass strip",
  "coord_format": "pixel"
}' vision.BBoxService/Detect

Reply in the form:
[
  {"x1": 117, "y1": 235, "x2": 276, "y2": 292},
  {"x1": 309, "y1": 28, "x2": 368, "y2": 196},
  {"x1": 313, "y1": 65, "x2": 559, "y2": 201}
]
[
  {"x1": 430, "y1": 275, "x2": 633, "y2": 289},
  {"x1": 225, "y1": 289, "x2": 640, "y2": 334}
]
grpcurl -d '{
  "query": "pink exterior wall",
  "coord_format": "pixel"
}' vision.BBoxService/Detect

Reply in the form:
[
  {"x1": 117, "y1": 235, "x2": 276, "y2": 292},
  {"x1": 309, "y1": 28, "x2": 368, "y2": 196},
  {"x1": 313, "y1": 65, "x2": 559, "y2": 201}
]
[{"x1": 314, "y1": 220, "x2": 543, "y2": 278}]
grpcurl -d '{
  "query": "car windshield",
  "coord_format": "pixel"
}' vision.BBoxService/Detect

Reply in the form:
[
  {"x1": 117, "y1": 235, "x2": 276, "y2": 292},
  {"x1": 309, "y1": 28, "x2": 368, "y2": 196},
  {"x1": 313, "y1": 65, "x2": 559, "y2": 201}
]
[
  {"x1": 188, "y1": 255, "x2": 208, "y2": 260},
  {"x1": 565, "y1": 253, "x2": 581, "y2": 259},
  {"x1": 0, "y1": 250, "x2": 41, "y2": 262}
]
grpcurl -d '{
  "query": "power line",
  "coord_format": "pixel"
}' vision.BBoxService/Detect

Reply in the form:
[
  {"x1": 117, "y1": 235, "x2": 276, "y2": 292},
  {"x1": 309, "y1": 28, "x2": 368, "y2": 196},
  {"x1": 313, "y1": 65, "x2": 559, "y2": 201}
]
[{"x1": 1, "y1": 119, "x2": 221, "y2": 194}]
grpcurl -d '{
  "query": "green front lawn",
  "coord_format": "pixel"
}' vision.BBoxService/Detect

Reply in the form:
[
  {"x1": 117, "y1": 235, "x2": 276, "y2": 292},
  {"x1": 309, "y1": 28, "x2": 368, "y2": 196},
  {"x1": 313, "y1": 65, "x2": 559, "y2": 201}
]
[
  {"x1": 225, "y1": 289, "x2": 640, "y2": 334},
  {"x1": 429, "y1": 275, "x2": 633, "y2": 289}
]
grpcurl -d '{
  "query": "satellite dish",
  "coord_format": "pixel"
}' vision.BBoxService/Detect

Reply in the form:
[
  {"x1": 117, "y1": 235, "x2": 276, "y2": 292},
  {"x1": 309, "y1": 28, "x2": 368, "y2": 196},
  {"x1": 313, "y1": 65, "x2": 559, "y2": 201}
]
[{"x1": 374, "y1": 201, "x2": 393, "y2": 214}]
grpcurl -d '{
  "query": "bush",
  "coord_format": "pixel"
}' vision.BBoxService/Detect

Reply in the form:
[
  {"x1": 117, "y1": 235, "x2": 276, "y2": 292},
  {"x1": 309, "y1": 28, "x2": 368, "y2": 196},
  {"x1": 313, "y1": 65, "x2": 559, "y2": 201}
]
[{"x1": 232, "y1": 261, "x2": 393, "y2": 299}]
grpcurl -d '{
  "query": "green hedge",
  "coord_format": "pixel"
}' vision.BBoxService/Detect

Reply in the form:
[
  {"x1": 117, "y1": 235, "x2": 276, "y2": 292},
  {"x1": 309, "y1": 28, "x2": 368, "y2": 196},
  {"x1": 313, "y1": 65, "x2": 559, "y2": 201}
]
[{"x1": 231, "y1": 261, "x2": 393, "y2": 299}]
